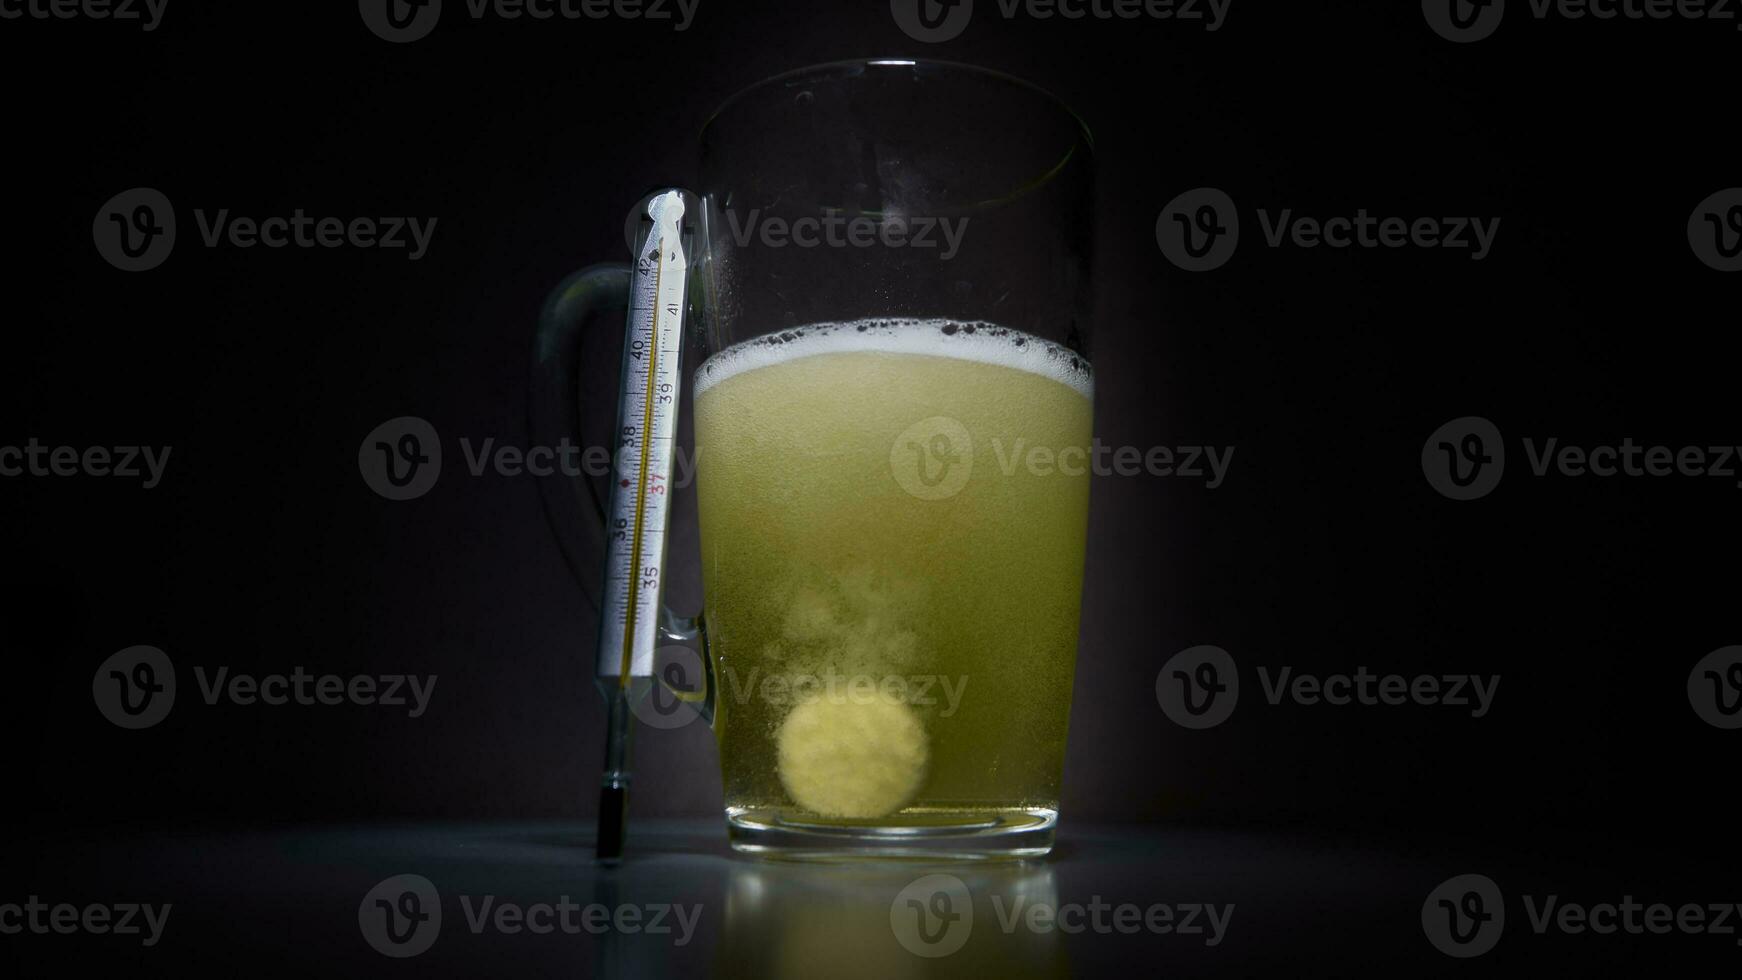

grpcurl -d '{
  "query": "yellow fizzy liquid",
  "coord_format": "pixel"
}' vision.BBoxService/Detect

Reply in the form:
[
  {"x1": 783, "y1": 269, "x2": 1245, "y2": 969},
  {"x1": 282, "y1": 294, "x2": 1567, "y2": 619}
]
[{"x1": 693, "y1": 319, "x2": 1092, "y2": 826}]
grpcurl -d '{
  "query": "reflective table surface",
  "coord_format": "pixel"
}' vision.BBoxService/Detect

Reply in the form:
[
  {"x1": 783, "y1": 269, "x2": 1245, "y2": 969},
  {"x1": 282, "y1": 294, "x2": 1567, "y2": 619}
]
[{"x1": 8, "y1": 819, "x2": 1730, "y2": 975}]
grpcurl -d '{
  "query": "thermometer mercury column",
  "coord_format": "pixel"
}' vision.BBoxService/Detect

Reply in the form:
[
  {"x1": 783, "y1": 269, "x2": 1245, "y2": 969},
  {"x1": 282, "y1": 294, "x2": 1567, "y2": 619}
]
[{"x1": 595, "y1": 190, "x2": 689, "y2": 863}]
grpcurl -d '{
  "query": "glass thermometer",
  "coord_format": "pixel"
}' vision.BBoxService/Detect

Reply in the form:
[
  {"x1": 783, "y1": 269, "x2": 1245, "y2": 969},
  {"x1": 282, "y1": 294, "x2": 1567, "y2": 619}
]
[{"x1": 595, "y1": 189, "x2": 689, "y2": 862}]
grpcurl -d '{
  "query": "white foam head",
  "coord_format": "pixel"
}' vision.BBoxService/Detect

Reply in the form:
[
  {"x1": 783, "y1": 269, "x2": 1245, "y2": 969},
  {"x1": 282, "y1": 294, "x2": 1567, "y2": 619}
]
[{"x1": 692, "y1": 319, "x2": 1094, "y2": 399}]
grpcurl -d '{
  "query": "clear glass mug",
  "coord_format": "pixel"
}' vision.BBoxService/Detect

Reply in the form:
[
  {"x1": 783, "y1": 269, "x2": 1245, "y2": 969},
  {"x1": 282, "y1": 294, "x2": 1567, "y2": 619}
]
[{"x1": 532, "y1": 59, "x2": 1095, "y2": 858}]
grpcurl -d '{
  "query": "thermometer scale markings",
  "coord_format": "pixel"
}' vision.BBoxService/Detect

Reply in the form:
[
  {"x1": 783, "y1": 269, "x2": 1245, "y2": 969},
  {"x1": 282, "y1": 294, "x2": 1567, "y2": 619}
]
[
  {"x1": 616, "y1": 239, "x2": 664, "y2": 684},
  {"x1": 599, "y1": 191, "x2": 686, "y2": 686}
]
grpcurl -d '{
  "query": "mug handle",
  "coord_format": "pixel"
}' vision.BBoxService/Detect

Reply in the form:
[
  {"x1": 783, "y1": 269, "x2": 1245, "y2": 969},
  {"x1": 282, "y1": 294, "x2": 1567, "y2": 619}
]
[{"x1": 528, "y1": 262, "x2": 716, "y2": 726}]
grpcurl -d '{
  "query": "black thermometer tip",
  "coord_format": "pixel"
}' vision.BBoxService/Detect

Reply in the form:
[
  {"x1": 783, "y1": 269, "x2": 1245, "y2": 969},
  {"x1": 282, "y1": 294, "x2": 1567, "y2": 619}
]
[{"x1": 596, "y1": 784, "x2": 628, "y2": 863}]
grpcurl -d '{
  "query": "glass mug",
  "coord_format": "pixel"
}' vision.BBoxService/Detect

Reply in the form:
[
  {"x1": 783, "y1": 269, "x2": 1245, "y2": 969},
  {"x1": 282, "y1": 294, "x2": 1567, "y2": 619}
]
[{"x1": 532, "y1": 59, "x2": 1095, "y2": 859}]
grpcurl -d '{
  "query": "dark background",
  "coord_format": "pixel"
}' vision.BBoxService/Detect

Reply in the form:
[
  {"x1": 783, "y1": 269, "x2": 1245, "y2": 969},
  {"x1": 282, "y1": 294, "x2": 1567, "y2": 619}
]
[{"x1": 3, "y1": 0, "x2": 1734, "y2": 899}]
